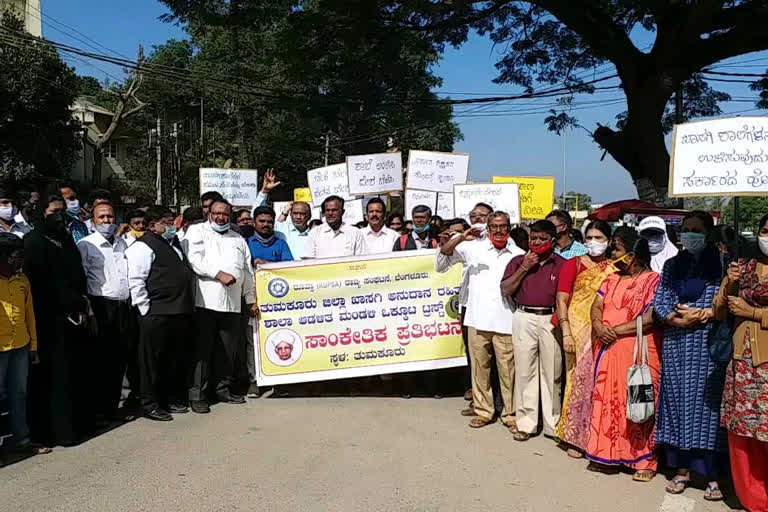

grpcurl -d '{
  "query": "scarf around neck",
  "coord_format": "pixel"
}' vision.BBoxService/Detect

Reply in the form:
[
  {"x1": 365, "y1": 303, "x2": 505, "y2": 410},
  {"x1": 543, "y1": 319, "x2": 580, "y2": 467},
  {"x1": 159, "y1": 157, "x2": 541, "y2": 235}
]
[{"x1": 252, "y1": 231, "x2": 276, "y2": 247}]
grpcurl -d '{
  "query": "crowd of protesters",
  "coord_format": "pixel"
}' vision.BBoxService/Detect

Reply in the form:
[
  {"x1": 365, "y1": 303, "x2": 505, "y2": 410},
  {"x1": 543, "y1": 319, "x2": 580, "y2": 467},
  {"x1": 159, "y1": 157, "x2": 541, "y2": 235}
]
[{"x1": 0, "y1": 170, "x2": 766, "y2": 510}]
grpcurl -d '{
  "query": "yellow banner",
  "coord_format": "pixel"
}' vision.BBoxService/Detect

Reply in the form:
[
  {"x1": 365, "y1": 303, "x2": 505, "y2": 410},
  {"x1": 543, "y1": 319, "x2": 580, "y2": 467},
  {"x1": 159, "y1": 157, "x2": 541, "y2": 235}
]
[
  {"x1": 293, "y1": 187, "x2": 313, "y2": 202},
  {"x1": 253, "y1": 252, "x2": 465, "y2": 385},
  {"x1": 492, "y1": 175, "x2": 555, "y2": 219}
]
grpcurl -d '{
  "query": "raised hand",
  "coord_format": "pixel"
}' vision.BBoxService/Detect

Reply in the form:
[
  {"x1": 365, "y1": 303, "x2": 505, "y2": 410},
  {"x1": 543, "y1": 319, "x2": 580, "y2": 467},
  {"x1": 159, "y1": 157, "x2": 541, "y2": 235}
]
[{"x1": 261, "y1": 168, "x2": 282, "y2": 194}]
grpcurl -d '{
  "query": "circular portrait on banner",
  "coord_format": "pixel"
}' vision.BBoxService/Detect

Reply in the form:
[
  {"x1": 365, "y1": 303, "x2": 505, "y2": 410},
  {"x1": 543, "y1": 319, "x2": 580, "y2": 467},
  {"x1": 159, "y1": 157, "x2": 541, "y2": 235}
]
[{"x1": 265, "y1": 328, "x2": 303, "y2": 367}]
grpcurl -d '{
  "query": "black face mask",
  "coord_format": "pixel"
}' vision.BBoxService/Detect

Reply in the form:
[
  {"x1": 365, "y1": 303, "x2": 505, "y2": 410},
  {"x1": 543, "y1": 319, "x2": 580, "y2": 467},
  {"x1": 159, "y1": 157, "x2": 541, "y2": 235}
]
[
  {"x1": 239, "y1": 225, "x2": 255, "y2": 239},
  {"x1": 45, "y1": 212, "x2": 66, "y2": 231}
]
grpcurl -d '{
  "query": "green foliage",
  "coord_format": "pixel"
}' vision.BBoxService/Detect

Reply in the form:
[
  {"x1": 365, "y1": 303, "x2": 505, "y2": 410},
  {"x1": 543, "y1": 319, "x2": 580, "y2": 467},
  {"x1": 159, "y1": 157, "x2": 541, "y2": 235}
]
[
  {"x1": 0, "y1": 12, "x2": 81, "y2": 180},
  {"x1": 561, "y1": 191, "x2": 592, "y2": 213}
]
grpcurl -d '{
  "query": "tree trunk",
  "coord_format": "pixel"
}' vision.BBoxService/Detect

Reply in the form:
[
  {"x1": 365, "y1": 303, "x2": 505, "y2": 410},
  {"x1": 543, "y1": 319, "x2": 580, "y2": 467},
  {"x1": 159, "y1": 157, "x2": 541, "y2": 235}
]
[{"x1": 593, "y1": 73, "x2": 683, "y2": 206}]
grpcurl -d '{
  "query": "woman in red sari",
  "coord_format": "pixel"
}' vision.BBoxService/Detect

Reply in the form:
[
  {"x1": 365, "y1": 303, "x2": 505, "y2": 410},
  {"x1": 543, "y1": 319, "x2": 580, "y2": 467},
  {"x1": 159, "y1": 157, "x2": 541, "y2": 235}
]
[{"x1": 585, "y1": 227, "x2": 661, "y2": 482}]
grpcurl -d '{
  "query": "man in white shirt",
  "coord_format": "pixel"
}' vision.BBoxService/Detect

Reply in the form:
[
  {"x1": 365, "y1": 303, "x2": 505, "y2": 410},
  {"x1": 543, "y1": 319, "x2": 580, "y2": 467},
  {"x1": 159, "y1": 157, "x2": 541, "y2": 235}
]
[
  {"x1": 126, "y1": 206, "x2": 195, "y2": 422},
  {"x1": 184, "y1": 199, "x2": 255, "y2": 413},
  {"x1": 77, "y1": 202, "x2": 132, "y2": 420},
  {"x1": 305, "y1": 196, "x2": 364, "y2": 258},
  {"x1": 251, "y1": 168, "x2": 313, "y2": 259},
  {"x1": 436, "y1": 211, "x2": 524, "y2": 432},
  {"x1": 361, "y1": 198, "x2": 398, "y2": 254},
  {"x1": 0, "y1": 188, "x2": 30, "y2": 238},
  {"x1": 122, "y1": 209, "x2": 147, "y2": 248}
]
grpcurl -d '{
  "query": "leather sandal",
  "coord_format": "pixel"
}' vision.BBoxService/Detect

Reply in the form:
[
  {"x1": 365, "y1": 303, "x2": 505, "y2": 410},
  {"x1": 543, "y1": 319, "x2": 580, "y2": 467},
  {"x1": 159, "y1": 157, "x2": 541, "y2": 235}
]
[
  {"x1": 704, "y1": 483, "x2": 723, "y2": 501},
  {"x1": 513, "y1": 431, "x2": 530, "y2": 441},
  {"x1": 468, "y1": 416, "x2": 494, "y2": 428},
  {"x1": 460, "y1": 407, "x2": 475, "y2": 417},
  {"x1": 632, "y1": 470, "x2": 655, "y2": 483}
]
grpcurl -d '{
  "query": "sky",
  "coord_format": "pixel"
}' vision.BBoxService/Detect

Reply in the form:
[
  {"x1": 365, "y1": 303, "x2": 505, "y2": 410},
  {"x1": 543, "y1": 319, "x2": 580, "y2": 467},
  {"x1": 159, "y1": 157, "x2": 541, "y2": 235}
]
[{"x1": 39, "y1": 0, "x2": 768, "y2": 203}]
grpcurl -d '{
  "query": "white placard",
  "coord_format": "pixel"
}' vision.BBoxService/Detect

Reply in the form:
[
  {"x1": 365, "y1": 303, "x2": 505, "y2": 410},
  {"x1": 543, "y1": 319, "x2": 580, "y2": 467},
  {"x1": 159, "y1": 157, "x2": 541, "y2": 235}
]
[
  {"x1": 342, "y1": 199, "x2": 365, "y2": 226},
  {"x1": 437, "y1": 192, "x2": 454, "y2": 219},
  {"x1": 407, "y1": 150, "x2": 469, "y2": 193},
  {"x1": 405, "y1": 189, "x2": 437, "y2": 218},
  {"x1": 199, "y1": 168, "x2": 259, "y2": 207},
  {"x1": 453, "y1": 183, "x2": 520, "y2": 224},
  {"x1": 346, "y1": 152, "x2": 403, "y2": 195},
  {"x1": 670, "y1": 116, "x2": 768, "y2": 197},
  {"x1": 307, "y1": 163, "x2": 352, "y2": 207}
]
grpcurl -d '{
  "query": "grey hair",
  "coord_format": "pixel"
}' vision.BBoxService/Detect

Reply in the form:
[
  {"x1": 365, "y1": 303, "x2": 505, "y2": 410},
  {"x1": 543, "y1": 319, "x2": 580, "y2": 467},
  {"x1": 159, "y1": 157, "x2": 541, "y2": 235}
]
[{"x1": 488, "y1": 210, "x2": 510, "y2": 226}]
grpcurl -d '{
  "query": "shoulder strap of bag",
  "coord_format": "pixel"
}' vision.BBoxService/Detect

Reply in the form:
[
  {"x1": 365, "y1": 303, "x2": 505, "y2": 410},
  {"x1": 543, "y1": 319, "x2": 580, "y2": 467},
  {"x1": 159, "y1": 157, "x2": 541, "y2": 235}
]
[
  {"x1": 399, "y1": 234, "x2": 408, "y2": 250},
  {"x1": 633, "y1": 315, "x2": 648, "y2": 366}
]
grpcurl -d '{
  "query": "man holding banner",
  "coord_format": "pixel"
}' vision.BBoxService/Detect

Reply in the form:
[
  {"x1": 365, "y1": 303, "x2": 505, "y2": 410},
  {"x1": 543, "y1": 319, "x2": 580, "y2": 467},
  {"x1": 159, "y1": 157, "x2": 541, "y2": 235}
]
[
  {"x1": 305, "y1": 196, "x2": 364, "y2": 259},
  {"x1": 436, "y1": 211, "x2": 523, "y2": 431}
]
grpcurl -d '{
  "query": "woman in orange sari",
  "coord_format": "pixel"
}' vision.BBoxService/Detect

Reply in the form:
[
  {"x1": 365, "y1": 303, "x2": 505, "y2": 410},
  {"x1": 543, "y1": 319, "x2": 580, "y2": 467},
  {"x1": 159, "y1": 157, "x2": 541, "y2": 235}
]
[
  {"x1": 585, "y1": 227, "x2": 661, "y2": 482},
  {"x1": 555, "y1": 220, "x2": 617, "y2": 458}
]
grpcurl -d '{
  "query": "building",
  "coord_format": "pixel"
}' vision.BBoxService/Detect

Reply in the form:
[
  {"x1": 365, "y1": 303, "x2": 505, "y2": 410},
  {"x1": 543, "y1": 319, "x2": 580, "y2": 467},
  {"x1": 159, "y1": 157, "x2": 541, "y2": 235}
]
[{"x1": 0, "y1": 0, "x2": 42, "y2": 37}]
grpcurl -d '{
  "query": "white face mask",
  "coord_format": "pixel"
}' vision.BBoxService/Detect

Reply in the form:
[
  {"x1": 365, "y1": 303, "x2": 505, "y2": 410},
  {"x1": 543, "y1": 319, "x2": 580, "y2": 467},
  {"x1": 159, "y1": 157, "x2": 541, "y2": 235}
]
[
  {"x1": 0, "y1": 205, "x2": 17, "y2": 221},
  {"x1": 471, "y1": 223, "x2": 487, "y2": 237},
  {"x1": 210, "y1": 220, "x2": 229, "y2": 233},
  {"x1": 643, "y1": 232, "x2": 666, "y2": 254},
  {"x1": 585, "y1": 240, "x2": 608, "y2": 257},
  {"x1": 759, "y1": 236, "x2": 768, "y2": 257}
]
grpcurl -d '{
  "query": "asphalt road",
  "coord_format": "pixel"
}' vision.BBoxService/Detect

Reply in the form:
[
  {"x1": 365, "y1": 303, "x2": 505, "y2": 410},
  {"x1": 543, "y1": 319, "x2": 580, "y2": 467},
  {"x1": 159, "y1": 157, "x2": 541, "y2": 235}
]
[{"x1": 0, "y1": 396, "x2": 733, "y2": 512}]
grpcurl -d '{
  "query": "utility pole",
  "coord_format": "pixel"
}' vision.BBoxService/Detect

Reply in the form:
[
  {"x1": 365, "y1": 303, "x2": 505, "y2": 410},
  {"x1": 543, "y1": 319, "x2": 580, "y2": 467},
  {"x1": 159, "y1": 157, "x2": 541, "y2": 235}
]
[
  {"x1": 200, "y1": 97, "x2": 204, "y2": 149},
  {"x1": 324, "y1": 132, "x2": 329, "y2": 167},
  {"x1": 173, "y1": 122, "x2": 179, "y2": 210},
  {"x1": 675, "y1": 87, "x2": 684, "y2": 124},
  {"x1": 156, "y1": 116, "x2": 162, "y2": 205}
]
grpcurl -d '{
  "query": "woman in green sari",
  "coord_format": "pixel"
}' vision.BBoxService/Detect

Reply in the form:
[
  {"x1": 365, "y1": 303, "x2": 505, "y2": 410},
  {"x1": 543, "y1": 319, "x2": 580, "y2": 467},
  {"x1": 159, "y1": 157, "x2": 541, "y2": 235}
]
[{"x1": 555, "y1": 220, "x2": 616, "y2": 458}]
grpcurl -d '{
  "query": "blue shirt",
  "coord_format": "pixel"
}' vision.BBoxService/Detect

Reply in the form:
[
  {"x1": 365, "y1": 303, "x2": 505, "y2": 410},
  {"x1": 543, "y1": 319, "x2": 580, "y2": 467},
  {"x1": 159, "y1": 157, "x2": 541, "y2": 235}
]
[
  {"x1": 554, "y1": 239, "x2": 587, "y2": 260},
  {"x1": 252, "y1": 191, "x2": 311, "y2": 260},
  {"x1": 247, "y1": 235, "x2": 294, "y2": 263},
  {"x1": 66, "y1": 215, "x2": 89, "y2": 244}
]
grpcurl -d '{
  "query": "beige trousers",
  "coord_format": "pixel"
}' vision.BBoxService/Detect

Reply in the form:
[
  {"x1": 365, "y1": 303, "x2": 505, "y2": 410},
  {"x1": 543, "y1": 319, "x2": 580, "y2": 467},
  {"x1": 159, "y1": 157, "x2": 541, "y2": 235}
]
[
  {"x1": 512, "y1": 311, "x2": 563, "y2": 436},
  {"x1": 468, "y1": 328, "x2": 515, "y2": 426}
]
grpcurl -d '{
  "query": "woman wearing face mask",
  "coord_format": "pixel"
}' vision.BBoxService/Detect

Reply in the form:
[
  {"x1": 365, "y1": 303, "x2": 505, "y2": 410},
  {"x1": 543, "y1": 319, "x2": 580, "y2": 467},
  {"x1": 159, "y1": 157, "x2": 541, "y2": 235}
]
[
  {"x1": 23, "y1": 196, "x2": 90, "y2": 446},
  {"x1": 585, "y1": 228, "x2": 661, "y2": 482},
  {"x1": 653, "y1": 211, "x2": 727, "y2": 501},
  {"x1": 713, "y1": 214, "x2": 768, "y2": 512},
  {"x1": 554, "y1": 220, "x2": 617, "y2": 458},
  {"x1": 639, "y1": 216, "x2": 679, "y2": 274}
]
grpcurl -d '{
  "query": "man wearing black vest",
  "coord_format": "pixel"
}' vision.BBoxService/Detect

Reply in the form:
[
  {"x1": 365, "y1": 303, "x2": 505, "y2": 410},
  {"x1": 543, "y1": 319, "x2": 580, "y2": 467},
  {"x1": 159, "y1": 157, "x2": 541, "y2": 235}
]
[{"x1": 126, "y1": 206, "x2": 195, "y2": 421}]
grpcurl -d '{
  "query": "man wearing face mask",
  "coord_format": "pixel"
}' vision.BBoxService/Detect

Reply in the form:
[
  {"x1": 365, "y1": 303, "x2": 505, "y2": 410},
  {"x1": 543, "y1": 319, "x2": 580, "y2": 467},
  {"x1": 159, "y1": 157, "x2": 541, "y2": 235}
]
[
  {"x1": 437, "y1": 211, "x2": 524, "y2": 430},
  {"x1": 184, "y1": 199, "x2": 255, "y2": 413},
  {"x1": 126, "y1": 206, "x2": 195, "y2": 422},
  {"x1": 393, "y1": 205, "x2": 438, "y2": 251},
  {"x1": 546, "y1": 210, "x2": 587, "y2": 260},
  {"x1": 77, "y1": 202, "x2": 132, "y2": 421},
  {"x1": 469, "y1": 202, "x2": 493, "y2": 238},
  {"x1": 639, "y1": 216, "x2": 679, "y2": 274},
  {"x1": 0, "y1": 187, "x2": 30, "y2": 238},
  {"x1": 501, "y1": 220, "x2": 566, "y2": 442},
  {"x1": 58, "y1": 183, "x2": 89, "y2": 243}
]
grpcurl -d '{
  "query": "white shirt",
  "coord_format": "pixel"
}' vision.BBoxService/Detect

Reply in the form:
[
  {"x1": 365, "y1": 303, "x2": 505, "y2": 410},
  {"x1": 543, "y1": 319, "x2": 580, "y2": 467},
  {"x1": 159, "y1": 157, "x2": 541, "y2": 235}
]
[
  {"x1": 183, "y1": 222, "x2": 255, "y2": 313},
  {"x1": 0, "y1": 220, "x2": 31, "y2": 239},
  {"x1": 125, "y1": 236, "x2": 185, "y2": 316},
  {"x1": 77, "y1": 231, "x2": 130, "y2": 301},
  {"x1": 362, "y1": 225, "x2": 398, "y2": 255},
  {"x1": 435, "y1": 237, "x2": 524, "y2": 334},
  {"x1": 304, "y1": 222, "x2": 364, "y2": 259},
  {"x1": 123, "y1": 232, "x2": 140, "y2": 248}
]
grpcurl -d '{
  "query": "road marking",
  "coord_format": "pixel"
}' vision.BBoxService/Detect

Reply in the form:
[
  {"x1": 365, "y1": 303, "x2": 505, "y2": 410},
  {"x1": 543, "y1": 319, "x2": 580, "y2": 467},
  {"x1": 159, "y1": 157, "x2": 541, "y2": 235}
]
[{"x1": 659, "y1": 494, "x2": 696, "y2": 512}]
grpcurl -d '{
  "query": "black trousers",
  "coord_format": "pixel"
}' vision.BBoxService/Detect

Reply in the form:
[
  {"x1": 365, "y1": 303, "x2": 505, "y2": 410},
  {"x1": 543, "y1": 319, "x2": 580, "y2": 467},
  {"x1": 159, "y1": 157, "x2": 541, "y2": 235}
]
[
  {"x1": 189, "y1": 308, "x2": 249, "y2": 402},
  {"x1": 138, "y1": 313, "x2": 191, "y2": 412},
  {"x1": 29, "y1": 316, "x2": 90, "y2": 446},
  {"x1": 123, "y1": 306, "x2": 141, "y2": 404},
  {"x1": 89, "y1": 296, "x2": 131, "y2": 417}
]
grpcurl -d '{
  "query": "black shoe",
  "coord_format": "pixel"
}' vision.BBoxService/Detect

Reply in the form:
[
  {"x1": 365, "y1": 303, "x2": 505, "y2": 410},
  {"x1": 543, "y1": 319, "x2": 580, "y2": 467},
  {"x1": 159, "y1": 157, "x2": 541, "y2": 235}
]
[
  {"x1": 217, "y1": 393, "x2": 246, "y2": 404},
  {"x1": 190, "y1": 400, "x2": 211, "y2": 414},
  {"x1": 144, "y1": 409, "x2": 173, "y2": 421},
  {"x1": 247, "y1": 383, "x2": 260, "y2": 399},
  {"x1": 168, "y1": 404, "x2": 189, "y2": 414}
]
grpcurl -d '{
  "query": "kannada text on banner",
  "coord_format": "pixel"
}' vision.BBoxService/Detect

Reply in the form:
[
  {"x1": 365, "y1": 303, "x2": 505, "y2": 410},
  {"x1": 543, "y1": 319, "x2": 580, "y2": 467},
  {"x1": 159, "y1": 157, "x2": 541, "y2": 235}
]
[
  {"x1": 492, "y1": 176, "x2": 554, "y2": 219},
  {"x1": 670, "y1": 116, "x2": 768, "y2": 197},
  {"x1": 199, "y1": 168, "x2": 260, "y2": 206},
  {"x1": 253, "y1": 252, "x2": 465, "y2": 386}
]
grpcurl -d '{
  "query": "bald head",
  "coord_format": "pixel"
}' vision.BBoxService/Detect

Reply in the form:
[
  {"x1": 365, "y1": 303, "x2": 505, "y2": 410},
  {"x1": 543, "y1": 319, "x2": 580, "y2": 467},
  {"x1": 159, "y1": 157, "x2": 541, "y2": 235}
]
[
  {"x1": 91, "y1": 202, "x2": 115, "y2": 225},
  {"x1": 290, "y1": 201, "x2": 311, "y2": 230}
]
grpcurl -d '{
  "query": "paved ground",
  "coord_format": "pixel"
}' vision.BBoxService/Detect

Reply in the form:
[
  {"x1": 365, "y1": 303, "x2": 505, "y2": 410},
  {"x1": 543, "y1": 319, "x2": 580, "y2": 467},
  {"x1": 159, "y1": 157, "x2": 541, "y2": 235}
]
[{"x1": 0, "y1": 396, "x2": 736, "y2": 512}]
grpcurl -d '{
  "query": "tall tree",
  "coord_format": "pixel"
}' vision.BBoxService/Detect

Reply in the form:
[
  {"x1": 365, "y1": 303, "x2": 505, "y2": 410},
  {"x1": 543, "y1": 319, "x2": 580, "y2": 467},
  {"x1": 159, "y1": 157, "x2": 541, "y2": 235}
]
[
  {"x1": 391, "y1": 0, "x2": 768, "y2": 203},
  {"x1": 0, "y1": 12, "x2": 80, "y2": 180}
]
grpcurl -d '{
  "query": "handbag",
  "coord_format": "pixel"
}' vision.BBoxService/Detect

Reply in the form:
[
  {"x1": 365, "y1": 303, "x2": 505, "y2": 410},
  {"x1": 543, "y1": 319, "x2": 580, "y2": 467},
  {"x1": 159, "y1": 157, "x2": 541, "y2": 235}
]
[
  {"x1": 708, "y1": 317, "x2": 733, "y2": 363},
  {"x1": 627, "y1": 315, "x2": 655, "y2": 423}
]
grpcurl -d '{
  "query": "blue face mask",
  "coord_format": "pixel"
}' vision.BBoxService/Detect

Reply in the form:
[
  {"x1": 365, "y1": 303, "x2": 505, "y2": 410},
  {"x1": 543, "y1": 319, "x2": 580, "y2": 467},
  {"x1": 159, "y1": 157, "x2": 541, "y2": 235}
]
[
  {"x1": 413, "y1": 223, "x2": 430, "y2": 234},
  {"x1": 66, "y1": 199, "x2": 80, "y2": 217},
  {"x1": 680, "y1": 232, "x2": 706, "y2": 254},
  {"x1": 161, "y1": 226, "x2": 177, "y2": 241}
]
